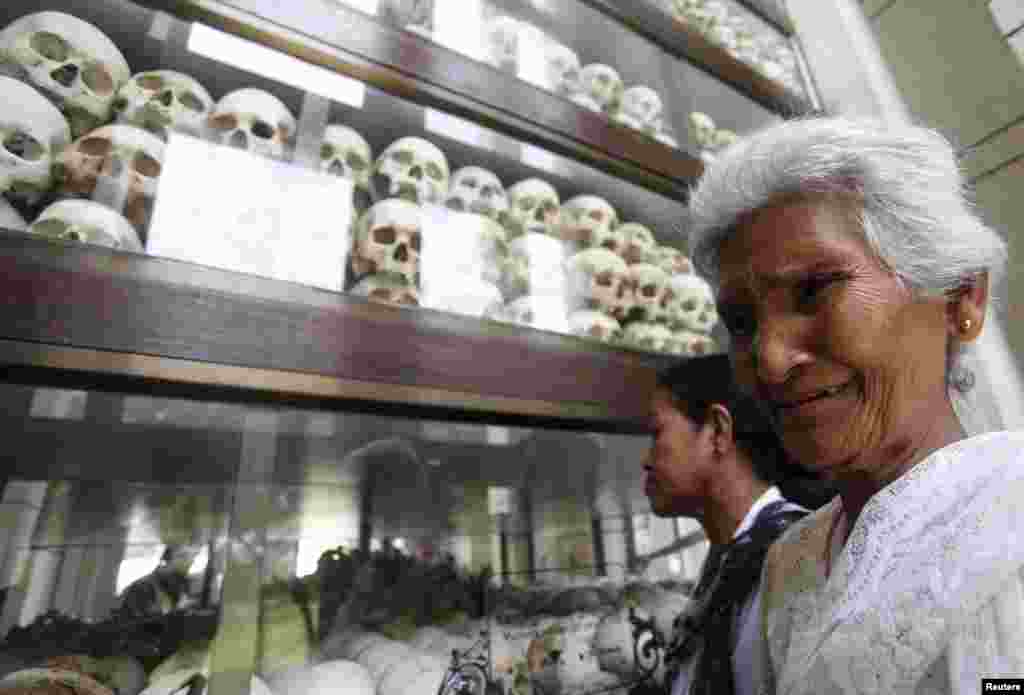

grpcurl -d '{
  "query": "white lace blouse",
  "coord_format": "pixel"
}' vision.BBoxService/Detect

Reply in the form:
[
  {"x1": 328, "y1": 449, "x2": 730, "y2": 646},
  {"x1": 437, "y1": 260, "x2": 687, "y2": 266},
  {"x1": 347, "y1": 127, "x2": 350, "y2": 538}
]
[{"x1": 758, "y1": 431, "x2": 1024, "y2": 694}]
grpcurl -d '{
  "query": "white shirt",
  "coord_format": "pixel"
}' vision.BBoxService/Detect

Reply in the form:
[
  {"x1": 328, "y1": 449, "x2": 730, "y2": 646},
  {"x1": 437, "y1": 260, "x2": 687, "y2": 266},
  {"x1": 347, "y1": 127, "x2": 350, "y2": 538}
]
[{"x1": 671, "y1": 487, "x2": 805, "y2": 695}]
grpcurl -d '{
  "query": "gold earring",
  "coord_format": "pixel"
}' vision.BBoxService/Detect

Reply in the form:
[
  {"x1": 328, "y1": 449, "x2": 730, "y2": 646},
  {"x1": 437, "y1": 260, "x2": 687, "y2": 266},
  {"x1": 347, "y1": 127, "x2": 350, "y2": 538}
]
[{"x1": 961, "y1": 318, "x2": 973, "y2": 334}]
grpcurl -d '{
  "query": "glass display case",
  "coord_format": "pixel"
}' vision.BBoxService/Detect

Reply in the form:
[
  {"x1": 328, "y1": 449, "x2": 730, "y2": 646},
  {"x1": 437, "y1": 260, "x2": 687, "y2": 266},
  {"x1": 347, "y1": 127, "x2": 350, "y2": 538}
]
[{"x1": 0, "y1": 0, "x2": 816, "y2": 692}]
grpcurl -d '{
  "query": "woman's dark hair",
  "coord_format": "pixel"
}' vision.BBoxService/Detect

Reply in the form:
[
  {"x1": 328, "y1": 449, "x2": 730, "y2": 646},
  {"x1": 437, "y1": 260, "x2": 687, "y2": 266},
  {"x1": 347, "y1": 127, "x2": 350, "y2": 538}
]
[{"x1": 656, "y1": 354, "x2": 837, "y2": 509}]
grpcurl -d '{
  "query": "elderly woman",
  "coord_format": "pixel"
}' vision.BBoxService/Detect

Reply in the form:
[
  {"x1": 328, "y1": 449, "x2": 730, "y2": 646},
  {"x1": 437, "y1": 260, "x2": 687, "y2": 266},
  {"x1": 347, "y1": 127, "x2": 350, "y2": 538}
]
[{"x1": 686, "y1": 116, "x2": 1024, "y2": 692}]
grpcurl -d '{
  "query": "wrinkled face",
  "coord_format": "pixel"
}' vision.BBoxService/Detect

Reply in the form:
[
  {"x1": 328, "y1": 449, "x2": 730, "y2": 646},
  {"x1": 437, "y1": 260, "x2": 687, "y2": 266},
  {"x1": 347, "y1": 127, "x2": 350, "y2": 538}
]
[
  {"x1": 562, "y1": 196, "x2": 618, "y2": 246},
  {"x1": 507, "y1": 180, "x2": 561, "y2": 237},
  {"x1": 353, "y1": 200, "x2": 422, "y2": 284},
  {"x1": 717, "y1": 200, "x2": 955, "y2": 480},
  {"x1": 113, "y1": 71, "x2": 213, "y2": 139},
  {"x1": 644, "y1": 388, "x2": 710, "y2": 517},
  {"x1": 445, "y1": 167, "x2": 508, "y2": 222},
  {"x1": 320, "y1": 124, "x2": 372, "y2": 190},
  {"x1": 374, "y1": 137, "x2": 449, "y2": 205}
]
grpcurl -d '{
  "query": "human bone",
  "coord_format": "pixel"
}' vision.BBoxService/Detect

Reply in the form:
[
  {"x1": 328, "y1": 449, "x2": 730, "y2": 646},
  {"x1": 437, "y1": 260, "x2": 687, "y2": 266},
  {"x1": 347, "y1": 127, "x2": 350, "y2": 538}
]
[
  {"x1": 320, "y1": 123, "x2": 372, "y2": 192},
  {"x1": 445, "y1": 166, "x2": 508, "y2": 222},
  {"x1": 619, "y1": 86, "x2": 663, "y2": 128},
  {"x1": 687, "y1": 112, "x2": 717, "y2": 148},
  {"x1": 623, "y1": 322, "x2": 672, "y2": 353},
  {"x1": 567, "y1": 310, "x2": 621, "y2": 344},
  {"x1": 579, "y1": 64, "x2": 624, "y2": 112},
  {"x1": 267, "y1": 660, "x2": 375, "y2": 695},
  {"x1": 0, "y1": 197, "x2": 27, "y2": 232},
  {"x1": 0, "y1": 12, "x2": 131, "y2": 138},
  {"x1": 351, "y1": 198, "x2": 422, "y2": 283},
  {"x1": 29, "y1": 199, "x2": 142, "y2": 251},
  {"x1": 56, "y1": 123, "x2": 164, "y2": 231},
  {"x1": 350, "y1": 273, "x2": 420, "y2": 307},
  {"x1": 665, "y1": 329, "x2": 717, "y2": 356},
  {"x1": 618, "y1": 222, "x2": 657, "y2": 264},
  {"x1": 503, "y1": 232, "x2": 568, "y2": 296},
  {"x1": 565, "y1": 248, "x2": 630, "y2": 315},
  {"x1": 374, "y1": 136, "x2": 450, "y2": 205},
  {"x1": 0, "y1": 76, "x2": 71, "y2": 202},
  {"x1": 628, "y1": 263, "x2": 671, "y2": 322},
  {"x1": 112, "y1": 70, "x2": 213, "y2": 140},
  {"x1": 505, "y1": 178, "x2": 561, "y2": 238},
  {"x1": 544, "y1": 41, "x2": 581, "y2": 96},
  {"x1": 486, "y1": 295, "x2": 569, "y2": 334},
  {"x1": 561, "y1": 194, "x2": 618, "y2": 246},
  {"x1": 569, "y1": 91, "x2": 603, "y2": 113},
  {"x1": 651, "y1": 245, "x2": 693, "y2": 275},
  {"x1": 207, "y1": 88, "x2": 296, "y2": 160},
  {"x1": 666, "y1": 273, "x2": 718, "y2": 333},
  {"x1": 483, "y1": 15, "x2": 521, "y2": 69}
]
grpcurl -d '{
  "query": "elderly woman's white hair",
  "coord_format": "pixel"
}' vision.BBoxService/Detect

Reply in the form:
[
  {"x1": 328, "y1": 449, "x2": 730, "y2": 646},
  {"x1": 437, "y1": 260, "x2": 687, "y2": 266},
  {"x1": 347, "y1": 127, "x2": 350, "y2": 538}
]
[{"x1": 686, "y1": 116, "x2": 1008, "y2": 391}]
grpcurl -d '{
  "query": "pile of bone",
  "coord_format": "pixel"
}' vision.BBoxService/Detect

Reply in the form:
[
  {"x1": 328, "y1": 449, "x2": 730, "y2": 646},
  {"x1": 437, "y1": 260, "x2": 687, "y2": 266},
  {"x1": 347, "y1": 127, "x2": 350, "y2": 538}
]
[
  {"x1": 670, "y1": 0, "x2": 803, "y2": 94},
  {"x1": 317, "y1": 627, "x2": 451, "y2": 695}
]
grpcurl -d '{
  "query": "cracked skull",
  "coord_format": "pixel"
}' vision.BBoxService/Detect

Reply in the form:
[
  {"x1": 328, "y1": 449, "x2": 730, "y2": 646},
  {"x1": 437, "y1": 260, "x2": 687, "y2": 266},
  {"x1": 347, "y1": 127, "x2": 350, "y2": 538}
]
[
  {"x1": 351, "y1": 273, "x2": 420, "y2": 307},
  {"x1": 665, "y1": 329, "x2": 717, "y2": 357},
  {"x1": 320, "y1": 124, "x2": 372, "y2": 192},
  {"x1": 374, "y1": 136, "x2": 450, "y2": 205},
  {"x1": 579, "y1": 64, "x2": 624, "y2": 112},
  {"x1": 568, "y1": 310, "x2": 621, "y2": 344},
  {"x1": 56, "y1": 123, "x2": 164, "y2": 232},
  {"x1": 112, "y1": 70, "x2": 213, "y2": 140},
  {"x1": 561, "y1": 195, "x2": 618, "y2": 246},
  {"x1": 207, "y1": 88, "x2": 296, "y2": 161},
  {"x1": 445, "y1": 166, "x2": 508, "y2": 223},
  {"x1": 506, "y1": 178, "x2": 560, "y2": 238},
  {"x1": 29, "y1": 199, "x2": 141, "y2": 251},
  {"x1": 566, "y1": 248, "x2": 631, "y2": 317},
  {"x1": 0, "y1": 76, "x2": 70, "y2": 202},
  {"x1": 623, "y1": 322, "x2": 672, "y2": 354},
  {"x1": 352, "y1": 198, "x2": 422, "y2": 284},
  {"x1": 628, "y1": 263, "x2": 671, "y2": 322},
  {"x1": 618, "y1": 223, "x2": 657, "y2": 264},
  {"x1": 0, "y1": 12, "x2": 131, "y2": 138},
  {"x1": 666, "y1": 273, "x2": 718, "y2": 333},
  {"x1": 619, "y1": 86, "x2": 663, "y2": 129}
]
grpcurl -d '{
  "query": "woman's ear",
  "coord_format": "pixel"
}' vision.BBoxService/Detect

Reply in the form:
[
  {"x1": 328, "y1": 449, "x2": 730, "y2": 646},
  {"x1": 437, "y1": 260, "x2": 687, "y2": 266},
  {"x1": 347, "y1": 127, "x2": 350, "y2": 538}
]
[
  {"x1": 707, "y1": 403, "x2": 736, "y2": 457},
  {"x1": 947, "y1": 272, "x2": 989, "y2": 343}
]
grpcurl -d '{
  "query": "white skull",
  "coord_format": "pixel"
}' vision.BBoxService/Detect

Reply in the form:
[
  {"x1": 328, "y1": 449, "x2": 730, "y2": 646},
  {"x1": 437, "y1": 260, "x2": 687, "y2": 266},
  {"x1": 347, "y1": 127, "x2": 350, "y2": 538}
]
[
  {"x1": 618, "y1": 223, "x2": 657, "y2": 264},
  {"x1": 351, "y1": 198, "x2": 422, "y2": 284},
  {"x1": 651, "y1": 245, "x2": 693, "y2": 275},
  {"x1": 667, "y1": 273, "x2": 718, "y2": 333},
  {"x1": 629, "y1": 263, "x2": 672, "y2": 322},
  {"x1": 567, "y1": 310, "x2": 621, "y2": 344},
  {"x1": 688, "y1": 112, "x2": 717, "y2": 148},
  {"x1": 565, "y1": 248, "x2": 630, "y2": 316},
  {"x1": 505, "y1": 178, "x2": 560, "y2": 238},
  {"x1": 29, "y1": 199, "x2": 141, "y2": 251},
  {"x1": 320, "y1": 124, "x2": 372, "y2": 191},
  {"x1": 0, "y1": 76, "x2": 70, "y2": 202},
  {"x1": 579, "y1": 64, "x2": 624, "y2": 111},
  {"x1": 0, "y1": 12, "x2": 131, "y2": 139},
  {"x1": 561, "y1": 195, "x2": 618, "y2": 246},
  {"x1": 619, "y1": 86, "x2": 663, "y2": 128},
  {"x1": 544, "y1": 41, "x2": 581, "y2": 96},
  {"x1": 569, "y1": 91, "x2": 603, "y2": 113},
  {"x1": 374, "y1": 136, "x2": 450, "y2": 205},
  {"x1": 486, "y1": 296, "x2": 568, "y2": 334},
  {"x1": 350, "y1": 273, "x2": 420, "y2": 307},
  {"x1": 56, "y1": 123, "x2": 165, "y2": 231},
  {"x1": 207, "y1": 88, "x2": 296, "y2": 161},
  {"x1": 112, "y1": 70, "x2": 213, "y2": 140},
  {"x1": 0, "y1": 197, "x2": 27, "y2": 232},
  {"x1": 623, "y1": 322, "x2": 672, "y2": 353},
  {"x1": 445, "y1": 166, "x2": 508, "y2": 222},
  {"x1": 665, "y1": 329, "x2": 717, "y2": 357},
  {"x1": 483, "y1": 16, "x2": 520, "y2": 69},
  {"x1": 503, "y1": 232, "x2": 568, "y2": 296}
]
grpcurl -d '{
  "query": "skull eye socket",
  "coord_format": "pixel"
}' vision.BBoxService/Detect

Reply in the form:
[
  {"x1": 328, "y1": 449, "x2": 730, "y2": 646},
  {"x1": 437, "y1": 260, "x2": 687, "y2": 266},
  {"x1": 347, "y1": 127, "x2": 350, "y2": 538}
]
[
  {"x1": 397, "y1": 293, "x2": 418, "y2": 306},
  {"x1": 179, "y1": 91, "x2": 206, "y2": 113},
  {"x1": 137, "y1": 74, "x2": 165, "y2": 91},
  {"x1": 372, "y1": 225, "x2": 397, "y2": 245},
  {"x1": 595, "y1": 271, "x2": 614, "y2": 287},
  {"x1": 693, "y1": 340, "x2": 709, "y2": 355},
  {"x1": 588, "y1": 324, "x2": 606, "y2": 339},
  {"x1": 600, "y1": 239, "x2": 619, "y2": 252},
  {"x1": 518, "y1": 196, "x2": 536, "y2": 211},
  {"x1": 132, "y1": 152, "x2": 162, "y2": 178},
  {"x1": 346, "y1": 152, "x2": 368, "y2": 171},
  {"x1": 425, "y1": 162, "x2": 444, "y2": 181},
  {"x1": 82, "y1": 62, "x2": 115, "y2": 96},
  {"x1": 3, "y1": 131, "x2": 45, "y2": 161},
  {"x1": 31, "y1": 218, "x2": 70, "y2": 239},
  {"x1": 588, "y1": 210, "x2": 605, "y2": 222},
  {"x1": 683, "y1": 299, "x2": 698, "y2": 312},
  {"x1": 209, "y1": 113, "x2": 238, "y2": 132},
  {"x1": 79, "y1": 137, "x2": 113, "y2": 157},
  {"x1": 320, "y1": 144, "x2": 336, "y2": 160},
  {"x1": 446, "y1": 198, "x2": 465, "y2": 212},
  {"x1": 369, "y1": 288, "x2": 393, "y2": 302},
  {"x1": 461, "y1": 177, "x2": 478, "y2": 189},
  {"x1": 30, "y1": 32, "x2": 70, "y2": 62},
  {"x1": 641, "y1": 284, "x2": 657, "y2": 298},
  {"x1": 409, "y1": 232, "x2": 421, "y2": 252},
  {"x1": 111, "y1": 96, "x2": 129, "y2": 113},
  {"x1": 250, "y1": 120, "x2": 275, "y2": 140},
  {"x1": 391, "y1": 150, "x2": 414, "y2": 165},
  {"x1": 540, "y1": 201, "x2": 557, "y2": 216}
]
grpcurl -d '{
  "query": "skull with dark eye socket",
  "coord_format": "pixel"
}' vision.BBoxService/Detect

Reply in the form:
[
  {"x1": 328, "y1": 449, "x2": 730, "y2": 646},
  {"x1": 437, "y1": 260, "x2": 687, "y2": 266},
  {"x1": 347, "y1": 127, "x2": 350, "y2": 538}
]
[{"x1": 206, "y1": 88, "x2": 296, "y2": 161}]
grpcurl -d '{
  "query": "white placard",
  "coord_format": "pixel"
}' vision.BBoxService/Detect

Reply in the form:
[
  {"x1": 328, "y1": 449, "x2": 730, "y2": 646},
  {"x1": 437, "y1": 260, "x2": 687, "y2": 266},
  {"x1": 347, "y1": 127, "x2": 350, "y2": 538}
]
[
  {"x1": 147, "y1": 134, "x2": 353, "y2": 292},
  {"x1": 488, "y1": 486, "x2": 512, "y2": 516}
]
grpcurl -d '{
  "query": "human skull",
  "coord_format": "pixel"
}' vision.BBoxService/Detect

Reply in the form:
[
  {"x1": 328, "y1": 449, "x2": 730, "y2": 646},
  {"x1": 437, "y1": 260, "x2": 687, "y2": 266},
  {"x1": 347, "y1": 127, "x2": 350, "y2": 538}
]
[
  {"x1": 320, "y1": 123, "x2": 372, "y2": 192},
  {"x1": 568, "y1": 310, "x2": 621, "y2": 344},
  {"x1": 207, "y1": 88, "x2": 296, "y2": 161},
  {"x1": 688, "y1": 112, "x2": 717, "y2": 148},
  {"x1": 561, "y1": 195, "x2": 618, "y2": 246},
  {"x1": 445, "y1": 166, "x2": 508, "y2": 223},
  {"x1": 483, "y1": 15, "x2": 520, "y2": 69},
  {"x1": 569, "y1": 91, "x2": 603, "y2": 113},
  {"x1": 373, "y1": 136, "x2": 450, "y2": 205},
  {"x1": 651, "y1": 245, "x2": 693, "y2": 275},
  {"x1": 502, "y1": 232, "x2": 568, "y2": 297},
  {"x1": 666, "y1": 273, "x2": 717, "y2": 333},
  {"x1": 544, "y1": 41, "x2": 581, "y2": 96},
  {"x1": 619, "y1": 86, "x2": 663, "y2": 128},
  {"x1": 0, "y1": 12, "x2": 131, "y2": 139},
  {"x1": 622, "y1": 322, "x2": 672, "y2": 353},
  {"x1": 486, "y1": 295, "x2": 568, "y2": 334},
  {"x1": 29, "y1": 199, "x2": 142, "y2": 251},
  {"x1": 0, "y1": 76, "x2": 71, "y2": 202},
  {"x1": 629, "y1": 263, "x2": 672, "y2": 323},
  {"x1": 112, "y1": 70, "x2": 213, "y2": 140},
  {"x1": 505, "y1": 178, "x2": 560, "y2": 238},
  {"x1": 350, "y1": 273, "x2": 420, "y2": 307},
  {"x1": 618, "y1": 223, "x2": 657, "y2": 264},
  {"x1": 565, "y1": 248, "x2": 630, "y2": 316},
  {"x1": 0, "y1": 197, "x2": 27, "y2": 232},
  {"x1": 579, "y1": 64, "x2": 624, "y2": 112},
  {"x1": 664, "y1": 329, "x2": 717, "y2": 357},
  {"x1": 56, "y1": 123, "x2": 165, "y2": 231},
  {"x1": 351, "y1": 198, "x2": 421, "y2": 284}
]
